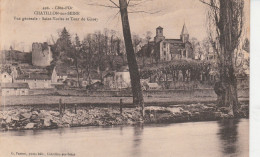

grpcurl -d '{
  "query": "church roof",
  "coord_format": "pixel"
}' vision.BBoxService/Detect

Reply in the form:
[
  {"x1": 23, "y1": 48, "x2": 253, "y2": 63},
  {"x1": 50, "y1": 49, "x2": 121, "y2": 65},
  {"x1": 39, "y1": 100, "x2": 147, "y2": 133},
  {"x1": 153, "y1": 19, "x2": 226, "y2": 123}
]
[
  {"x1": 165, "y1": 39, "x2": 183, "y2": 44},
  {"x1": 181, "y1": 24, "x2": 189, "y2": 35}
]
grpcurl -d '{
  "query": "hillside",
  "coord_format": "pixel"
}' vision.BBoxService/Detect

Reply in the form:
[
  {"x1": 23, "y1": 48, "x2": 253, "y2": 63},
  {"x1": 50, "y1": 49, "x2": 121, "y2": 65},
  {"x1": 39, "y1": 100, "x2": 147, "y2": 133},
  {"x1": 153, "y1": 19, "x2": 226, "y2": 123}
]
[{"x1": 0, "y1": 50, "x2": 32, "y2": 64}]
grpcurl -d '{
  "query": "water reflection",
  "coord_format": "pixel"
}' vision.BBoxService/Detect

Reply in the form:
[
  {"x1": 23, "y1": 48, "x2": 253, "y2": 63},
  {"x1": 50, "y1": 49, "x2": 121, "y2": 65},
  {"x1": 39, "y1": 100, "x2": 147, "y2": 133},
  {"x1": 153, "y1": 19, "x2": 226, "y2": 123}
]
[
  {"x1": 0, "y1": 119, "x2": 248, "y2": 157},
  {"x1": 132, "y1": 124, "x2": 144, "y2": 157},
  {"x1": 218, "y1": 119, "x2": 240, "y2": 156}
]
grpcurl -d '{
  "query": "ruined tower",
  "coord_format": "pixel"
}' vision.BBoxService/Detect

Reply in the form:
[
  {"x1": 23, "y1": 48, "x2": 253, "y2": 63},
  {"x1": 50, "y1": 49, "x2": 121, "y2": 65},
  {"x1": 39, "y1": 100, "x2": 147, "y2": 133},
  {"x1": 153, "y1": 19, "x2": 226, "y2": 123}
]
[{"x1": 32, "y1": 42, "x2": 53, "y2": 67}]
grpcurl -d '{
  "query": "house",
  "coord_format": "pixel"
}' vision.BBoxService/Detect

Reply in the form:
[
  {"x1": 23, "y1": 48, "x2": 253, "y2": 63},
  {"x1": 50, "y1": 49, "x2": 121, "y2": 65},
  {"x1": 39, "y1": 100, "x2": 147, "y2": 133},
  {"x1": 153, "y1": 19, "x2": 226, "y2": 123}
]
[
  {"x1": 19, "y1": 65, "x2": 48, "y2": 74},
  {"x1": 205, "y1": 46, "x2": 217, "y2": 61},
  {"x1": 15, "y1": 73, "x2": 52, "y2": 89},
  {"x1": 104, "y1": 66, "x2": 131, "y2": 89},
  {"x1": 146, "y1": 83, "x2": 160, "y2": 90},
  {"x1": 51, "y1": 66, "x2": 68, "y2": 83},
  {"x1": 115, "y1": 66, "x2": 131, "y2": 89},
  {"x1": 198, "y1": 41, "x2": 217, "y2": 61},
  {"x1": 141, "y1": 80, "x2": 160, "y2": 90},
  {"x1": 86, "y1": 82, "x2": 104, "y2": 90},
  {"x1": 89, "y1": 71, "x2": 102, "y2": 84},
  {"x1": 64, "y1": 79, "x2": 78, "y2": 87},
  {"x1": 10, "y1": 66, "x2": 18, "y2": 79},
  {"x1": 0, "y1": 72, "x2": 13, "y2": 83},
  {"x1": 151, "y1": 24, "x2": 193, "y2": 62},
  {"x1": 1, "y1": 83, "x2": 29, "y2": 96},
  {"x1": 65, "y1": 73, "x2": 83, "y2": 87},
  {"x1": 103, "y1": 72, "x2": 116, "y2": 89}
]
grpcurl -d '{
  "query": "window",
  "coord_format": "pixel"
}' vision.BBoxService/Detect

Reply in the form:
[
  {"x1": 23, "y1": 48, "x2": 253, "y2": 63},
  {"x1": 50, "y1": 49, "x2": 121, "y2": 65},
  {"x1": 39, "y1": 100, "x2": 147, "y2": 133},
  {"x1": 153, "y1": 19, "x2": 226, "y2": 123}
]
[
  {"x1": 163, "y1": 43, "x2": 166, "y2": 48},
  {"x1": 164, "y1": 51, "x2": 166, "y2": 56},
  {"x1": 4, "y1": 75, "x2": 6, "y2": 78}
]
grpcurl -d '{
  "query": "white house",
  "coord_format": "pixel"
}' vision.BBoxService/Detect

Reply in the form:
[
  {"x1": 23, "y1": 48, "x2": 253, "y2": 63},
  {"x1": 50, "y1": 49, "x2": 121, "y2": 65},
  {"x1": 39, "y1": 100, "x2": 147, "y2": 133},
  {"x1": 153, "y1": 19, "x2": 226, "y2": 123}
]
[
  {"x1": 10, "y1": 66, "x2": 18, "y2": 79},
  {"x1": 104, "y1": 66, "x2": 131, "y2": 89},
  {"x1": 51, "y1": 66, "x2": 68, "y2": 83},
  {"x1": 0, "y1": 72, "x2": 13, "y2": 83},
  {"x1": 1, "y1": 83, "x2": 29, "y2": 96},
  {"x1": 141, "y1": 80, "x2": 160, "y2": 90},
  {"x1": 15, "y1": 73, "x2": 52, "y2": 89}
]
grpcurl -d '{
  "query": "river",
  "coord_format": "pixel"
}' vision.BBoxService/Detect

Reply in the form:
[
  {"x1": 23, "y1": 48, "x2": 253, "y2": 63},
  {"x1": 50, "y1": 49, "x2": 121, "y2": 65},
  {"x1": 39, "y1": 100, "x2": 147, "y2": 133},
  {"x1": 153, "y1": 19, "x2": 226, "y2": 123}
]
[{"x1": 0, "y1": 119, "x2": 249, "y2": 157}]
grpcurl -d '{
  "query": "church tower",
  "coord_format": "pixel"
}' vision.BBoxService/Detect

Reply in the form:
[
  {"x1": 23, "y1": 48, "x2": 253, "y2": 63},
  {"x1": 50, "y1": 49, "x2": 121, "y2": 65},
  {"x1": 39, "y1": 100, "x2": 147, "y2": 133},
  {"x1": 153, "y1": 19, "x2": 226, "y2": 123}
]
[
  {"x1": 180, "y1": 24, "x2": 189, "y2": 43},
  {"x1": 154, "y1": 26, "x2": 165, "y2": 43}
]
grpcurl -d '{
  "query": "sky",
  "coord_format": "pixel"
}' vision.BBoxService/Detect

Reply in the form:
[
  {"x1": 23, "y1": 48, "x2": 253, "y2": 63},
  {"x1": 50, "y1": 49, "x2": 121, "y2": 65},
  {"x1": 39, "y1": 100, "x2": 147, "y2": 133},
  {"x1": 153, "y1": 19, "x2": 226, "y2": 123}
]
[{"x1": 0, "y1": 0, "x2": 250, "y2": 52}]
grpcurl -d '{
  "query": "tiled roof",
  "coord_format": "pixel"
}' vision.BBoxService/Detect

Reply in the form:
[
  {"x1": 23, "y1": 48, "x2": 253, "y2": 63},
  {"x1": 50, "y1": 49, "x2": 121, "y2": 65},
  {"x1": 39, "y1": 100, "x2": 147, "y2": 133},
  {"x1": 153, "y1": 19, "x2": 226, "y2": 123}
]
[
  {"x1": 1, "y1": 83, "x2": 29, "y2": 89},
  {"x1": 90, "y1": 72, "x2": 101, "y2": 80},
  {"x1": 55, "y1": 65, "x2": 68, "y2": 76},
  {"x1": 67, "y1": 73, "x2": 83, "y2": 78},
  {"x1": 118, "y1": 66, "x2": 129, "y2": 72},
  {"x1": 165, "y1": 39, "x2": 183, "y2": 44},
  {"x1": 103, "y1": 71, "x2": 115, "y2": 78},
  {"x1": 16, "y1": 73, "x2": 51, "y2": 80},
  {"x1": 147, "y1": 83, "x2": 160, "y2": 88}
]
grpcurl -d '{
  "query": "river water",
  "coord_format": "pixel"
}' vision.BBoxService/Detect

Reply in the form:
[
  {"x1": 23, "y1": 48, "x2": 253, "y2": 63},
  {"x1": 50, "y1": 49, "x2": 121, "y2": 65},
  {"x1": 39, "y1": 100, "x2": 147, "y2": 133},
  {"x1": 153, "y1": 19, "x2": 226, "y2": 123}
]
[{"x1": 0, "y1": 119, "x2": 249, "y2": 157}]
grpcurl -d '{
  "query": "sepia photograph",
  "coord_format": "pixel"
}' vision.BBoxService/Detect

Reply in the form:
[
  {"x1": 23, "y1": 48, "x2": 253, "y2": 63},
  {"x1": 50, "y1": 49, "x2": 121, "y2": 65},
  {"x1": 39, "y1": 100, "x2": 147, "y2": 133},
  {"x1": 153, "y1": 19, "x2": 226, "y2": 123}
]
[{"x1": 0, "y1": 0, "x2": 250, "y2": 156}]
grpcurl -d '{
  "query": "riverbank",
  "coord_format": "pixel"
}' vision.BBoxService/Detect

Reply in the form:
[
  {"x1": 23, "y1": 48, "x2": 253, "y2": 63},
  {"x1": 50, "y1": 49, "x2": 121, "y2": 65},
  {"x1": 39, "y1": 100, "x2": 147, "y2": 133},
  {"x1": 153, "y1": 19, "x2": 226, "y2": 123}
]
[
  {"x1": 1, "y1": 95, "x2": 249, "y2": 106},
  {"x1": 0, "y1": 102, "x2": 249, "y2": 131}
]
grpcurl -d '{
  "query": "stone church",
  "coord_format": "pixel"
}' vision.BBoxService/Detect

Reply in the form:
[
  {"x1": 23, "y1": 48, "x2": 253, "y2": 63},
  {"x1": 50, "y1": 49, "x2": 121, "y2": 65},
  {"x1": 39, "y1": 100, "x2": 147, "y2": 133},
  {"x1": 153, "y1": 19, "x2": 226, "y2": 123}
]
[{"x1": 152, "y1": 24, "x2": 193, "y2": 61}]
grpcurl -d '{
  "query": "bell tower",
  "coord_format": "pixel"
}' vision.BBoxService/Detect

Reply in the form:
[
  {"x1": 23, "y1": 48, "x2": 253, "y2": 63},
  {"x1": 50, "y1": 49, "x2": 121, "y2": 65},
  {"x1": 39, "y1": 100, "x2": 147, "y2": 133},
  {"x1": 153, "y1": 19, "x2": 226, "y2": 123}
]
[
  {"x1": 180, "y1": 23, "x2": 189, "y2": 43},
  {"x1": 154, "y1": 26, "x2": 165, "y2": 43}
]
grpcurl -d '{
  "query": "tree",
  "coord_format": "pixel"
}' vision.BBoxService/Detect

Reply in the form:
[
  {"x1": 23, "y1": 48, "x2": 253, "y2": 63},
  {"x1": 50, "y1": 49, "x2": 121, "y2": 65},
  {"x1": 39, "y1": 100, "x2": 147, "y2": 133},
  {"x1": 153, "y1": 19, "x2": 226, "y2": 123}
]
[
  {"x1": 145, "y1": 31, "x2": 152, "y2": 65},
  {"x1": 202, "y1": 0, "x2": 244, "y2": 116},
  {"x1": 51, "y1": 27, "x2": 84, "y2": 87},
  {"x1": 82, "y1": 34, "x2": 95, "y2": 84},
  {"x1": 190, "y1": 37, "x2": 203, "y2": 60},
  {"x1": 73, "y1": 34, "x2": 83, "y2": 87},
  {"x1": 119, "y1": 0, "x2": 145, "y2": 117},
  {"x1": 87, "y1": 0, "x2": 161, "y2": 117},
  {"x1": 52, "y1": 27, "x2": 73, "y2": 64},
  {"x1": 243, "y1": 38, "x2": 250, "y2": 53},
  {"x1": 132, "y1": 34, "x2": 142, "y2": 54}
]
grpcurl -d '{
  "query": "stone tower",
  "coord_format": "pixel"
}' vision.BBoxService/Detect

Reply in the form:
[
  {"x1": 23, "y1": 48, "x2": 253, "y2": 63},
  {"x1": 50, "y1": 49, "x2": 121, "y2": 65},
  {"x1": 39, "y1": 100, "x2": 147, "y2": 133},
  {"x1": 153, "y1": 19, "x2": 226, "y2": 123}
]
[
  {"x1": 32, "y1": 42, "x2": 53, "y2": 67},
  {"x1": 180, "y1": 24, "x2": 189, "y2": 43},
  {"x1": 154, "y1": 26, "x2": 165, "y2": 43}
]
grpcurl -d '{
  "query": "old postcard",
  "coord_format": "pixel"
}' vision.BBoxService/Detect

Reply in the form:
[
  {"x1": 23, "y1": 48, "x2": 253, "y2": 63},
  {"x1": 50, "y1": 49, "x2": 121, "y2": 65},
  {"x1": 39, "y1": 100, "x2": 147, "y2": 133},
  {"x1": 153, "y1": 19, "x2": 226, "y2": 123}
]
[{"x1": 0, "y1": 0, "x2": 250, "y2": 157}]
